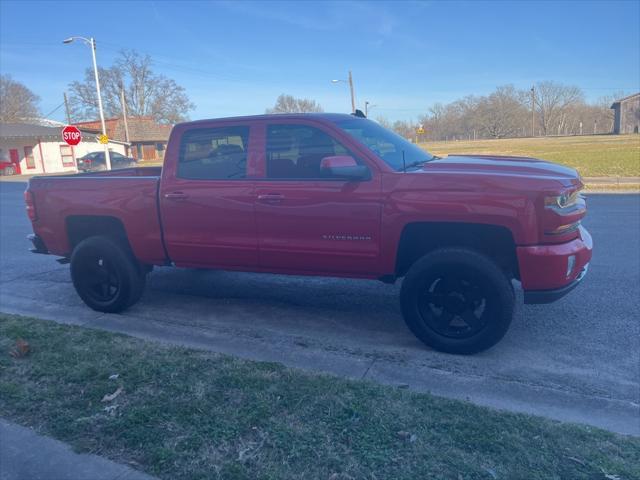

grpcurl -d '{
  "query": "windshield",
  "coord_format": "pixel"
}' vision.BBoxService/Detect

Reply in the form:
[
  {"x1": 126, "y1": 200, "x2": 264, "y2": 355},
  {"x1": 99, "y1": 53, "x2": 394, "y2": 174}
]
[{"x1": 334, "y1": 118, "x2": 435, "y2": 171}]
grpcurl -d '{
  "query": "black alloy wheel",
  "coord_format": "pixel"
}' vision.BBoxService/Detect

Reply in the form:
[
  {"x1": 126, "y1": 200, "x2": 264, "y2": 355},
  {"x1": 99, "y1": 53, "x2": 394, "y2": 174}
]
[
  {"x1": 70, "y1": 236, "x2": 146, "y2": 313},
  {"x1": 400, "y1": 247, "x2": 514, "y2": 354}
]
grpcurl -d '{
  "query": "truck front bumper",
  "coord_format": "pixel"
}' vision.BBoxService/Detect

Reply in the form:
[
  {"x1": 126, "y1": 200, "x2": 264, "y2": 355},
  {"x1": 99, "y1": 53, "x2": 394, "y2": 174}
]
[{"x1": 518, "y1": 225, "x2": 592, "y2": 304}]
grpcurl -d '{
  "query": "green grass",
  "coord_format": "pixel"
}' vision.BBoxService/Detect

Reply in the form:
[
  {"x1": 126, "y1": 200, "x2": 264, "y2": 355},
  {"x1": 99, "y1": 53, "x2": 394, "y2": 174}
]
[
  {"x1": 422, "y1": 134, "x2": 640, "y2": 177},
  {"x1": 1, "y1": 314, "x2": 638, "y2": 480}
]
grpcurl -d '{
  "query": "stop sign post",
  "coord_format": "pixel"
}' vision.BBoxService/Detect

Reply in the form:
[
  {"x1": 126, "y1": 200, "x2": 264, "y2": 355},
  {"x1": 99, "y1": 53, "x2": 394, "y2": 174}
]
[{"x1": 62, "y1": 126, "x2": 82, "y2": 146}]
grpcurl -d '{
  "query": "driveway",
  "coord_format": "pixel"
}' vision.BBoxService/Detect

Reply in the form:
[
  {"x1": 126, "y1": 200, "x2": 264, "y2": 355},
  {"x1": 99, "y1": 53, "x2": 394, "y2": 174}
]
[{"x1": 1, "y1": 180, "x2": 638, "y2": 435}]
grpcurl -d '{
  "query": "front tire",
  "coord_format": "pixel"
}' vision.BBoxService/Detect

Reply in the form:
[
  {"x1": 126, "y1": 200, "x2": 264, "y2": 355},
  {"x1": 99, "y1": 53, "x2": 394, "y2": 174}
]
[
  {"x1": 400, "y1": 248, "x2": 514, "y2": 354},
  {"x1": 70, "y1": 236, "x2": 146, "y2": 313}
]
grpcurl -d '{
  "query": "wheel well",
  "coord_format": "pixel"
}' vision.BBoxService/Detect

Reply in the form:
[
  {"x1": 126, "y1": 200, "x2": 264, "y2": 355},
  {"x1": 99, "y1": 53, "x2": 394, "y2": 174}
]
[
  {"x1": 66, "y1": 216, "x2": 131, "y2": 253},
  {"x1": 396, "y1": 222, "x2": 519, "y2": 279}
]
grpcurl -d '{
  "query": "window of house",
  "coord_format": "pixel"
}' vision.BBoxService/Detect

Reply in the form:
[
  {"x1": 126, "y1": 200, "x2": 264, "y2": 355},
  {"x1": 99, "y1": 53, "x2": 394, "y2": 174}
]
[
  {"x1": 24, "y1": 146, "x2": 36, "y2": 169},
  {"x1": 177, "y1": 126, "x2": 249, "y2": 180},
  {"x1": 60, "y1": 145, "x2": 75, "y2": 167},
  {"x1": 265, "y1": 125, "x2": 354, "y2": 179},
  {"x1": 136, "y1": 144, "x2": 143, "y2": 159}
]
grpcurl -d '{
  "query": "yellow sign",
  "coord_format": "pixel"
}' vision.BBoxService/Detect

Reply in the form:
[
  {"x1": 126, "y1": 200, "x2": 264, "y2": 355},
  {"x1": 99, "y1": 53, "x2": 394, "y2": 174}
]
[
  {"x1": 98, "y1": 134, "x2": 109, "y2": 144},
  {"x1": 417, "y1": 127, "x2": 425, "y2": 135}
]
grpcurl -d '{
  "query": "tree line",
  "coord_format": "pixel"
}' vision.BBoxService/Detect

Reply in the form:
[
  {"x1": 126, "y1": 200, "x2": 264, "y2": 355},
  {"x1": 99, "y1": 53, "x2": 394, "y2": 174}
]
[
  {"x1": 376, "y1": 82, "x2": 621, "y2": 141},
  {"x1": 0, "y1": 64, "x2": 623, "y2": 141},
  {"x1": 0, "y1": 51, "x2": 195, "y2": 125}
]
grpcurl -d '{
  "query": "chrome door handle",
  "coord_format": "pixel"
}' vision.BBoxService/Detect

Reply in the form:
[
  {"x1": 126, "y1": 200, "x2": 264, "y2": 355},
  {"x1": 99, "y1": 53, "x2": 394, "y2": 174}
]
[
  {"x1": 257, "y1": 193, "x2": 284, "y2": 204},
  {"x1": 164, "y1": 192, "x2": 188, "y2": 200}
]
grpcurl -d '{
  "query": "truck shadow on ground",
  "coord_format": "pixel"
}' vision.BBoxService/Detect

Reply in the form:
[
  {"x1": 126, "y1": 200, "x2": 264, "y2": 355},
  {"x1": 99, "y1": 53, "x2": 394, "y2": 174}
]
[{"x1": 148, "y1": 267, "x2": 402, "y2": 316}]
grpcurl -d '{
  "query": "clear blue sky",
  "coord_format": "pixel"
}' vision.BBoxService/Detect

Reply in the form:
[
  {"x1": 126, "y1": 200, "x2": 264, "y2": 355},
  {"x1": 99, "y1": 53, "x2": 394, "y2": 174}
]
[{"x1": 1, "y1": 0, "x2": 638, "y2": 123}]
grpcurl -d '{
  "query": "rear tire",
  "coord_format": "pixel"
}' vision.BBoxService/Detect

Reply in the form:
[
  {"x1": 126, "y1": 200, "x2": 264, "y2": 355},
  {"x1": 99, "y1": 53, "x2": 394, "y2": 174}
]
[
  {"x1": 70, "y1": 236, "x2": 146, "y2": 313},
  {"x1": 400, "y1": 247, "x2": 514, "y2": 354},
  {"x1": 4, "y1": 166, "x2": 15, "y2": 176}
]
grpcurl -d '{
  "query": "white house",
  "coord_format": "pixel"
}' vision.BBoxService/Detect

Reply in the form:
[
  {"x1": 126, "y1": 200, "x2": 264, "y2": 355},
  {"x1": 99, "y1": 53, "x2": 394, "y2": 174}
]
[{"x1": 0, "y1": 123, "x2": 128, "y2": 175}]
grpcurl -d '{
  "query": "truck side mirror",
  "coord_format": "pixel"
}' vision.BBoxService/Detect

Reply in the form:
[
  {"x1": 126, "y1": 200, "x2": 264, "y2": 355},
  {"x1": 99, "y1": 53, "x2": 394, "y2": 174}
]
[{"x1": 320, "y1": 155, "x2": 370, "y2": 181}]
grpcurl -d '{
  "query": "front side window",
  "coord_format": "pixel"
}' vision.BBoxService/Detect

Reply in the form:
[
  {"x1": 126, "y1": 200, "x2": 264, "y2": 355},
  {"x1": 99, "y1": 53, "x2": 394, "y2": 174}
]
[
  {"x1": 178, "y1": 126, "x2": 249, "y2": 180},
  {"x1": 266, "y1": 124, "x2": 354, "y2": 179},
  {"x1": 334, "y1": 118, "x2": 435, "y2": 171}
]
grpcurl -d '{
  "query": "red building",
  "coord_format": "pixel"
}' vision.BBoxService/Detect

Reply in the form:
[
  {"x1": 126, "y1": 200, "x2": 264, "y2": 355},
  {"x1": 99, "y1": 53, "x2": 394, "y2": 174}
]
[{"x1": 74, "y1": 117, "x2": 172, "y2": 161}]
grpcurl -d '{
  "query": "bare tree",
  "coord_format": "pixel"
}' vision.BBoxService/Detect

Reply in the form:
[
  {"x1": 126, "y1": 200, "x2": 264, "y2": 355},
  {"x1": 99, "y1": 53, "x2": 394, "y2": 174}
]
[
  {"x1": 266, "y1": 94, "x2": 323, "y2": 113},
  {"x1": 0, "y1": 75, "x2": 40, "y2": 122},
  {"x1": 68, "y1": 50, "x2": 194, "y2": 124},
  {"x1": 533, "y1": 81, "x2": 584, "y2": 136},
  {"x1": 476, "y1": 85, "x2": 528, "y2": 138},
  {"x1": 391, "y1": 120, "x2": 417, "y2": 139},
  {"x1": 375, "y1": 116, "x2": 392, "y2": 129}
]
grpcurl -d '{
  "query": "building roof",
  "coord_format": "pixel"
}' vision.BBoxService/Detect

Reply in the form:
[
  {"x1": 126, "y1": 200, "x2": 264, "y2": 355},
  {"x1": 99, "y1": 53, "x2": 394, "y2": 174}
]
[
  {"x1": 610, "y1": 92, "x2": 639, "y2": 108},
  {"x1": 0, "y1": 123, "x2": 65, "y2": 139},
  {"x1": 74, "y1": 117, "x2": 172, "y2": 142},
  {"x1": 0, "y1": 122, "x2": 128, "y2": 145}
]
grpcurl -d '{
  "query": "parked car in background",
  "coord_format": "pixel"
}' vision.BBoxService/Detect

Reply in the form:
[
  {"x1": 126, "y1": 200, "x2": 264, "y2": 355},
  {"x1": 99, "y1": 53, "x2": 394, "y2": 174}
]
[
  {"x1": 77, "y1": 151, "x2": 137, "y2": 172},
  {"x1": 0, "y1": 159, "x2": 16, "y2": 175},
  {"x1": 0, "y1": 148, "x2": 17, "y2": 175}
]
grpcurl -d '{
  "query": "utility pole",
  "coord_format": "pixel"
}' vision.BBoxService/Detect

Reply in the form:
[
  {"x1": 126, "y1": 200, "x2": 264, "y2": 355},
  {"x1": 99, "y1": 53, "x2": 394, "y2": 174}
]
[
  {"x1": 63, "y1": 92, "x2": 72, "y2": 125},
  {"x1": 120, "y1": 85, "x2": 130, "y2": 155},
  {"x1": 531, "y1": 86, "x2": 535, "y2": 137},
  {"x1": 89, "y1": 38, "x2": 111, "y2": 170},
  {"x1": 348, "y1": 70, "x2": 356, "y2": 114}
]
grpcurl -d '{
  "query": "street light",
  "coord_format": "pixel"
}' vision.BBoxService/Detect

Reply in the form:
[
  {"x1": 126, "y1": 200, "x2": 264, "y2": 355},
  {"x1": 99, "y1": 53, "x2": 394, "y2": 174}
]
[
  {"x1": 63, "y1": 36, "x2": 111, "y2": 170},
  {"x1": 364, "y1": 101, "x2": 376, "y2": 118},
  {"x1": 331, "y1": 70, "x2": 356, "y2": 113}
]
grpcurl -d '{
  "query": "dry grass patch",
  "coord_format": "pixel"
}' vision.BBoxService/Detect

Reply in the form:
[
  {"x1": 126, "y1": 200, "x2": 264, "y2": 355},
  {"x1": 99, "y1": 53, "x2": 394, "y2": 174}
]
[{"x1": 422, "y1": 134, "x2": 640, "y2": 177}]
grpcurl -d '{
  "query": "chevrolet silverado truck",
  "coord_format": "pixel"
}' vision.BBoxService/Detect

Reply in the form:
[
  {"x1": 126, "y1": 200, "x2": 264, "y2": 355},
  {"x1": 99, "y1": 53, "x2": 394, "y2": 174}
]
[{"x1": 25, "y1": 113, "x2": 592, "y2": 354}]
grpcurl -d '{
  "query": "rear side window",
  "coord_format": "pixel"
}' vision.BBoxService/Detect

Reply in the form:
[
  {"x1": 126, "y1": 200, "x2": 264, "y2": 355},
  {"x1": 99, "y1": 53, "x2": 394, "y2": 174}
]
[
  {"x1": 266, "y1": 125, "x2": 353, "y2": 179},
  {"x1": 178, "y1": 126, "x2": 250, "y2": 180}
]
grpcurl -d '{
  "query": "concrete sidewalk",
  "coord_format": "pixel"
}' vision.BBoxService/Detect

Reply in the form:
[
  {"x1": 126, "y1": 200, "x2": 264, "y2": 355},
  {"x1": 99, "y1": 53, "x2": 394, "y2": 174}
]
[{"x1": 0, "y1": 418, "x2": 156, "y2": 480}]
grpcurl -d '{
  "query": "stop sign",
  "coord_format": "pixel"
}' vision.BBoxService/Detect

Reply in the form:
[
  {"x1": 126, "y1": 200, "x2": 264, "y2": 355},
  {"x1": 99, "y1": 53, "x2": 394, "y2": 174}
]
[{"x1": 62, "y1": 125, "x2": 82, "y2": 146}]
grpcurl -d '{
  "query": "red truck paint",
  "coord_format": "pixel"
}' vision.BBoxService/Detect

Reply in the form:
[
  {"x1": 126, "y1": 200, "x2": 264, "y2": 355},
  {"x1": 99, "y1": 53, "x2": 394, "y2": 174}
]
[{"x1": 25, "y1": 113, "x2": 592, "y2": 353}]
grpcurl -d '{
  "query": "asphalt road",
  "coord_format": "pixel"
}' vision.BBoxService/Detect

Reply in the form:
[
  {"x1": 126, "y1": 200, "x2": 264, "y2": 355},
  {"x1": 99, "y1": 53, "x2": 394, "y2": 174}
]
[{"x1": 0, "y1": 180, "x2": 638, "y2": 435}]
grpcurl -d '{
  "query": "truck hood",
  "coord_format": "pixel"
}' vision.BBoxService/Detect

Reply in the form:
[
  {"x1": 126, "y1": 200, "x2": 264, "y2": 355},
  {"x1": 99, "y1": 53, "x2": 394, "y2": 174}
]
[{"x1": 420, "y1": 154, "x2": 581, "y2": 187}]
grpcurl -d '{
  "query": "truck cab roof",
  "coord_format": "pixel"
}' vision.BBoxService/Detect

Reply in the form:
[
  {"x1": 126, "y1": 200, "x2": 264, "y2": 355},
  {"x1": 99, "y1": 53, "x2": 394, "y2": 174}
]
[{"x1": 174, "y1": 113, "x2": 359, "y2": 129}]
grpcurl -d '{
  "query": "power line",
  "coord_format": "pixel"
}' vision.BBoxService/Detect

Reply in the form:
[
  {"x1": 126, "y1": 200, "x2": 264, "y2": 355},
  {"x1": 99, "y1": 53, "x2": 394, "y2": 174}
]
[{"x1": 43, "y1": 102, "x2": 65, "y2": 118}]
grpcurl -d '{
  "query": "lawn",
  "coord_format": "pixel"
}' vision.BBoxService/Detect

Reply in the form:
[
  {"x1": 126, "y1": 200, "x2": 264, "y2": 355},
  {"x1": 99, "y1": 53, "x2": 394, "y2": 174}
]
[
  {"x1": 1, "y1": 314, "x2": 638, "y2": 480},
  {"x1": 421, "y1": 134, "x2": 640, "y2": 178}
]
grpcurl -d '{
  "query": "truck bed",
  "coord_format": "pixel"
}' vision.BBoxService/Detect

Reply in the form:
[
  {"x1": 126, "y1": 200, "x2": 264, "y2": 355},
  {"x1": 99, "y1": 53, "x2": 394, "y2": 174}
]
[{"x1": 27, "y1": 167, "x2": 167, "y2": 264}]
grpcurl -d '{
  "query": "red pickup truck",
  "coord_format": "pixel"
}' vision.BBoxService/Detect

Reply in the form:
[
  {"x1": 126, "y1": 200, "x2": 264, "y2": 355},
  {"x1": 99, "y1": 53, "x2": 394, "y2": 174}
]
[{"x1": 25, "y1": 113, "x2": 592, "y2": 354}]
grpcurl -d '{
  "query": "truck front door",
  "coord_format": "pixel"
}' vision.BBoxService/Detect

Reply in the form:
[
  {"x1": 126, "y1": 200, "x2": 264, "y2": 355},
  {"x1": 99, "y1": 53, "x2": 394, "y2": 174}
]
[
  {"x1": 254, "y1": 122, "x2": 382, "y2": 276},
  {"x1": 159, "y1": 123, "x2": 258, "y2": 269}
]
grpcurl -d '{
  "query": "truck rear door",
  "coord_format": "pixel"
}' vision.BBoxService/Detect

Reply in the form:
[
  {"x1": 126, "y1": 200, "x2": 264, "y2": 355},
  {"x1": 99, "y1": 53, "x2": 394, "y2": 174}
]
[{"x1": 159, "y1": 122, "x2": 258, "y2": 268}]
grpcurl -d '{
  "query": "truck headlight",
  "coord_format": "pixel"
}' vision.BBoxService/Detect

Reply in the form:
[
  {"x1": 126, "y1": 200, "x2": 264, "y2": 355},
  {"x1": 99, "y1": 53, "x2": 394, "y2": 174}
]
[{"x1": 545, "y1": 190, "x2": 579, "y2": 209}]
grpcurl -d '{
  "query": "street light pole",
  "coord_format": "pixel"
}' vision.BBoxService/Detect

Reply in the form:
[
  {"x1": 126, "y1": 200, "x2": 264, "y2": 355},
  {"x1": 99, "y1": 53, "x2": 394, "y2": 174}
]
[
  {"x1": 364, "y1": 101, "x2": 376, "y2": 117},
  {"x1": 331, "y1": 71, "x2": 357, "y2": 114},
  {"x1": 63, "y1": 36, "x2": 111, "y2": 170}
]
